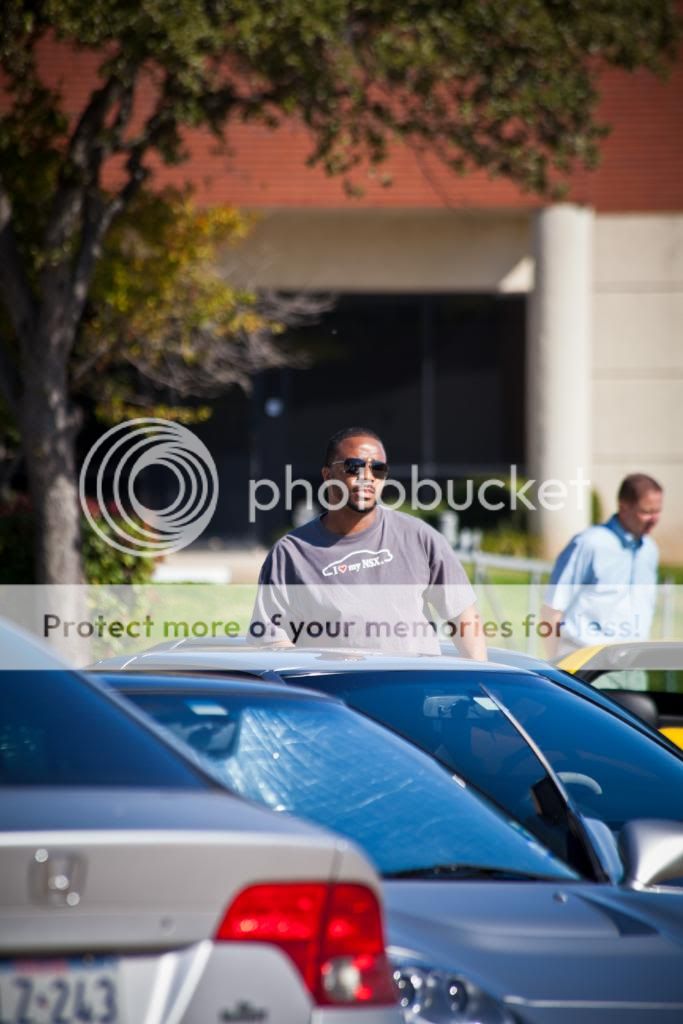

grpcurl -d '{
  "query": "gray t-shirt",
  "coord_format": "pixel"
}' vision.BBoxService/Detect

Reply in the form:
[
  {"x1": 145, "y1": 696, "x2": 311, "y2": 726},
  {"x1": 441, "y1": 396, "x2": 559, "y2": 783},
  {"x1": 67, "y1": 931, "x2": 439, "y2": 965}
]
[{"x1": 251, "y1": 506, "x2": 475, "y2": 654}]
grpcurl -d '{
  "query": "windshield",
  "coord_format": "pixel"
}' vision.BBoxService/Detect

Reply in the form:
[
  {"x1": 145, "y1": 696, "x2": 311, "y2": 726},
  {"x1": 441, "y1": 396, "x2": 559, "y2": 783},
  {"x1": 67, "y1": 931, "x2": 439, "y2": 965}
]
[
  {"x1": 125, "y1": 689, "x2": 576, "y2": 881},
  {"x1": 291, "y1": 669, "x2": 683, "y2": 832},
  {"x1": 483, "y1": 674, "x2": 683, "y2": 829}
]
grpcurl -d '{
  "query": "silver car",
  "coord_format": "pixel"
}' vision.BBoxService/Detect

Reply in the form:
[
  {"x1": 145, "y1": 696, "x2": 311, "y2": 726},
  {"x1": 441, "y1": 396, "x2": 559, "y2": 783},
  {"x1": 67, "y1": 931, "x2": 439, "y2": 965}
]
[
  {"x1": 103, "y1": 669, "x2": 683, "y2": 1024},
  {"x1": 0, "y1": 621, "x2": 401, "y2": 1024}
]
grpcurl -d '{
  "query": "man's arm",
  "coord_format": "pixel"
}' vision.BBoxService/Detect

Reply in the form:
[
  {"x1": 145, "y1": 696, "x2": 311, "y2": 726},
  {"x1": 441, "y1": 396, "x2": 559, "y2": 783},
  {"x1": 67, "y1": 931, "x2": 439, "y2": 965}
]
[
  {"x1": 250, "y1": 544, "x2": 295, "y2": 646},
  {"x1": 449, "y1": 602, "x2": 487, "y2": 661},
  {"x1": 423, "y1": 528, "x2": 486, "y2": 659},
  {"x1": 539, "y1": 604, "x2": 565, "y2": 661},
  {"x1": 540, "y1": 531, "x2": 590, "y2": 660}
]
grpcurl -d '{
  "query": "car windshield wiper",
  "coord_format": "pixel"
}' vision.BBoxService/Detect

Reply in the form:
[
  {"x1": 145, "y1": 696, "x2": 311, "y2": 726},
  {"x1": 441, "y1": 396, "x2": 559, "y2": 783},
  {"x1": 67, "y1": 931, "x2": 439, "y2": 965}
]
[{"x1": 383, "y1": 863, "x2": 556, "y2": 881}]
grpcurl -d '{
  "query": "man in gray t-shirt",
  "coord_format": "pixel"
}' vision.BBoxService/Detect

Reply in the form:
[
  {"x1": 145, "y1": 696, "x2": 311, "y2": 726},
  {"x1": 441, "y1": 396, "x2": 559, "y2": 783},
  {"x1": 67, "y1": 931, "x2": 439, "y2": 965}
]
[{"x1": 251, "y1": 427, "x2": 486, "y2": 658}]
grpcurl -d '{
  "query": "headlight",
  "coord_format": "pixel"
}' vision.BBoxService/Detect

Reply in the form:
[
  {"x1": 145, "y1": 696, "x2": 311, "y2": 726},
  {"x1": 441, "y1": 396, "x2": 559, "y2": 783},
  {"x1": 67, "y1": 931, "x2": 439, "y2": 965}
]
[{"x1": 392, "y1": 964, "x2": 517, "y2": 1024}]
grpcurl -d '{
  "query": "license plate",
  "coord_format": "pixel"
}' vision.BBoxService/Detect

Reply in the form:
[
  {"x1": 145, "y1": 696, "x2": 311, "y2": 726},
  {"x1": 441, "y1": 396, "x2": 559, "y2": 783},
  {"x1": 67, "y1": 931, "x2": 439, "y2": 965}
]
[{"x1": 0, "y1": 958, "x2": 122, "y2": 1024}]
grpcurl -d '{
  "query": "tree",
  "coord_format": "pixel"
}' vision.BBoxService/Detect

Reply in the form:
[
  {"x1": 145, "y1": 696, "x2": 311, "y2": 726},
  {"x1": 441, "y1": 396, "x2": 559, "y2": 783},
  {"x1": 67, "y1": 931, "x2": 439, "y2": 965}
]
[
  {"x1": 74, "y1": 188, "x2": 321, "y2": 422},
  {"x1": 0, "y1": 0, "x2": 679, "y2": 582},
  {"x1": 0, "y1": 190, "x2": 312, "y2": 477},
  {"x1": 0, "y1": 178, "x2": 320, "y2": 582}
]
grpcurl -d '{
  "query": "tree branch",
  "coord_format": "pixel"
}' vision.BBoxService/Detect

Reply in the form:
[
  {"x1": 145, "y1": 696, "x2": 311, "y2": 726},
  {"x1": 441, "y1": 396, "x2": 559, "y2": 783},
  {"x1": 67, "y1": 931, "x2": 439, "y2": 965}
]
[
  {"x1": 99, "y1": 289, "x2": 330, "y2": 400},
  {"x1": 109, "y1": 81, "x2": 135, "y2": 149},
  {"x1": 38, "y1": 76, "x2": 145, "y2": 349},
  {"x1": 43, "y1": 75, "x2": 128, "y2": 255},
  {"x1": 68, "y1": 76, "x2": 126, "y2": 169},
  {"x1": 66, "y1": 128, "x2": 154, "y2": 339},
  {"x1": 71, "y1": 332, "x2": 115, "y2": 386}
]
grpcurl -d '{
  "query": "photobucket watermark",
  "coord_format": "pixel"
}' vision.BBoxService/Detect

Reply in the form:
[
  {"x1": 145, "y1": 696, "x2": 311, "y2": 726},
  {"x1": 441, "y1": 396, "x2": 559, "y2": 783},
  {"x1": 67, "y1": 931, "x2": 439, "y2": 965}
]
[
  {"x1": 249, "y1": 464, "x2": 591, "y2": 522},
  {"x1": 79, "y1": 418, "x2": 218, "y2": 556}
]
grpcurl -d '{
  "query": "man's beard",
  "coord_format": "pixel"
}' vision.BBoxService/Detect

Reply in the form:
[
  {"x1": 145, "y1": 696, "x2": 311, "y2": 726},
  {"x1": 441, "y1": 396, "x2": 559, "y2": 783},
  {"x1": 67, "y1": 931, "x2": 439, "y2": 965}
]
[{"x1": 347, "y1": 493, "x2": 376, "y2": 515}]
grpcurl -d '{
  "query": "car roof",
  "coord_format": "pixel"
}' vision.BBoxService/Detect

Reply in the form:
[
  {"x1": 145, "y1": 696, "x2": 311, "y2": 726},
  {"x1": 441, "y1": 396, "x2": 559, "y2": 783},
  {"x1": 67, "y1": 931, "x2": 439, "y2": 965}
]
[
  {"x1": 92, "y1": 645, "x2": 677, "y2": 749},
  {"x1": 96, "y1": 670, "x2": 346, "y2": 705},
  {"x1": 93, "y1": 643, "x2": 535, "y2": 677}
]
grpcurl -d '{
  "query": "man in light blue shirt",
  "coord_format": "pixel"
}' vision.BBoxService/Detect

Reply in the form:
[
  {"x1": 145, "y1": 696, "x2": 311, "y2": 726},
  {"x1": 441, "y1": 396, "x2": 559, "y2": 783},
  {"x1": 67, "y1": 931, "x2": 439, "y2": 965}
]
[{"x1": 541, "y1": 474, "x2": 663, "y2": 660}]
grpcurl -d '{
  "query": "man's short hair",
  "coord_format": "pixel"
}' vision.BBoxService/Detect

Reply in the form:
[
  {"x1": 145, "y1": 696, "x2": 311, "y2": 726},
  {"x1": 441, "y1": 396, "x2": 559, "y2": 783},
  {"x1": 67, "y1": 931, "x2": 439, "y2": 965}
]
[
  {"x1": 618, "y1": 473, "x2": 663, "y2": 504},
  {"x1": 324, "y1": 426, "x2": 384, "y2": 466}
]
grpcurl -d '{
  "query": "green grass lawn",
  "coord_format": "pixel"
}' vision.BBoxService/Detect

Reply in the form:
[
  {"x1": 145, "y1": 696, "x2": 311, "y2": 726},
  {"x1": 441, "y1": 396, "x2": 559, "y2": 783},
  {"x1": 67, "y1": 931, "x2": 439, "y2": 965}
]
[{"x1": 83, "y1": 575, "x2": 683, "y2": 664}]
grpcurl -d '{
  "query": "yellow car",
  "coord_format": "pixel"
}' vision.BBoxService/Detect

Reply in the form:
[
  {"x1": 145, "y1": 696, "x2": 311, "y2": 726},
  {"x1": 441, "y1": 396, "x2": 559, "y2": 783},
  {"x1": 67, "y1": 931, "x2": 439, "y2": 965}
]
[{"x1": 558, "y1": 641, "x2": 683, "y2": 749}]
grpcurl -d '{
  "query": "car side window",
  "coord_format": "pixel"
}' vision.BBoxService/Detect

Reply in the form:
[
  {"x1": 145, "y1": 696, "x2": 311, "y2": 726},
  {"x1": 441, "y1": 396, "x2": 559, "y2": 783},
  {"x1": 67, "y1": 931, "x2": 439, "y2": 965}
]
[
  {"x1": 0, "y1": 671, "x2": 207, "y2": 788},
  {"x1": 484, "y1": 677, "x2": 683, "y2": 828}
]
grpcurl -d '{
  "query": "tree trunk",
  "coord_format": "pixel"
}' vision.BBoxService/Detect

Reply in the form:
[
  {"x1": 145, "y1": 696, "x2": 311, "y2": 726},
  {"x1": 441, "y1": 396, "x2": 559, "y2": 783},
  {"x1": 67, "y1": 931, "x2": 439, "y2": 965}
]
[{"x1": 20, "y1": 342, "x2": 84, "y2": 585}]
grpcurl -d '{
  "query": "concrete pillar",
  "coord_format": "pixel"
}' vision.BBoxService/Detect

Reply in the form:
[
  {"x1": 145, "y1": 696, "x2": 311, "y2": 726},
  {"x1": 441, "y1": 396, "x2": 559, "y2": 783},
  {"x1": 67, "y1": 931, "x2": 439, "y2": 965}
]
[{"x1": 527, "y1": 204, "x2": 593, "y2": 559}]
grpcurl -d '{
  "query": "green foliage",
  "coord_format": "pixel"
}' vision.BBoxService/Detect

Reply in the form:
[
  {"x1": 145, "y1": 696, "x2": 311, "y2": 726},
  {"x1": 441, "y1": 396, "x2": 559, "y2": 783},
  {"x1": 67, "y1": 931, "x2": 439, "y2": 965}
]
[
  {"x1": 81, "y1": 513, "x2": 158, "y2": 585},
  {"x1": 661, "y1": 563, "x2": 683, "y2": 584},
  {"x1": 0, "y1": 65, "x2": 66, "y2": 285},
  {"x1": 1, "y1": 0, "x2": 679, "y2": 198},
  {"x1": 480, "y1": 527, "x2": 542, "y2": 559},
  {"x1": 591, "y1": 488, "x2": 604, "y2": 526},
  {"x1": 74, "y1": 189, "x2": 283, "y2": 421},
  {"x1": 89, "y1": 191, "x2": 254, "y2": 338}
]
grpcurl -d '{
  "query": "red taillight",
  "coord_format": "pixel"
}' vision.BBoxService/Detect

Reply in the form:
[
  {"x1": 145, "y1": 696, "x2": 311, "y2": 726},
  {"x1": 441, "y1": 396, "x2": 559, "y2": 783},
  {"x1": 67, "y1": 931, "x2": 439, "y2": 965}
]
[
  {"x1": 318, "y1": 884, "x2": 397, "y2": 1005},
  {"x1": 216, "y1": 882, "x2": 327, "y2": 994},
  {"x1": 215, "y1": 881, "x2": 396, "y2": 1006}
]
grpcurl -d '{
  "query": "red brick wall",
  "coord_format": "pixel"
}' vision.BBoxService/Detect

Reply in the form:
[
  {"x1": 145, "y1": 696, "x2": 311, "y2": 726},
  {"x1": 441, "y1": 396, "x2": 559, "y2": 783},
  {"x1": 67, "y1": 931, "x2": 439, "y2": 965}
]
[{"x1": 32, "y1": 38, "x2": 683, "y2": 212}]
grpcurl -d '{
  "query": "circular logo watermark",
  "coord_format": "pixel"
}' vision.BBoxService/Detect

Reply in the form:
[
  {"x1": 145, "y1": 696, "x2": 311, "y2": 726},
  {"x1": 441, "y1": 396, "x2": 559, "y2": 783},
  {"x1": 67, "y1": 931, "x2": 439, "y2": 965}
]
[{"x1": 79, "y1": 418, "x2": 219, "y2": 556}]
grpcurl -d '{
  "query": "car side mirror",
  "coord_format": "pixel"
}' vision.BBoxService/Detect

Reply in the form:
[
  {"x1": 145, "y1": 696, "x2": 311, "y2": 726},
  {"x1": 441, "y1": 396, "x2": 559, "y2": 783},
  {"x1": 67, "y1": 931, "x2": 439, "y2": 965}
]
[
  {"x1": 607, "y1": 690, "x2": 659, "y2": 730},
  {"x1": 619, "y1": 819, "x2": 683, "y2": 887}
]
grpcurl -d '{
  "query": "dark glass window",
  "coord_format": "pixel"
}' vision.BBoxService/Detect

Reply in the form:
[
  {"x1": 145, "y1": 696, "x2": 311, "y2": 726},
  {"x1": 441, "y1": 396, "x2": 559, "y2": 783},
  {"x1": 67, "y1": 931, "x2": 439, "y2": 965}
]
[
  {"x1": 291, "y1": 670, "x2": 683, "y2": 833},
  {"x1": 0, "y1": 671, "x2": 209, "y2": 788},
  {"x1": 483, "y1": 676, "x2": 683, "y2": 830}
]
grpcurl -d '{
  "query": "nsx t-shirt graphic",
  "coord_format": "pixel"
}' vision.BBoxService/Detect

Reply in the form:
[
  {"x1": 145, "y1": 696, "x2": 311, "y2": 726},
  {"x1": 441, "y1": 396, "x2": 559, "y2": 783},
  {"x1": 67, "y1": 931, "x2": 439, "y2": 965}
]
[
  {"x1": 322, "y1": 548, "x2": 393, "y2": 576},
  {"x1": 252, "y1": 506, "x2": 476, "y2": 653}
]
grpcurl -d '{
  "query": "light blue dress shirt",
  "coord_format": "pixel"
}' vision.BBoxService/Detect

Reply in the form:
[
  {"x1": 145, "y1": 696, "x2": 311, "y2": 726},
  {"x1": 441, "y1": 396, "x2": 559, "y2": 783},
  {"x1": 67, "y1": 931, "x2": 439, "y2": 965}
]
[{"x1": 545, "y1": 514, "x2": 659, "y2": 648}]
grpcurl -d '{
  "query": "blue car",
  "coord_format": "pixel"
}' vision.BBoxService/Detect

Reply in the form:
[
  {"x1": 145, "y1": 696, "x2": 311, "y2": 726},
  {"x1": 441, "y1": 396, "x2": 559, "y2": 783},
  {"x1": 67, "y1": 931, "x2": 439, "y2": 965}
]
[
  {"x1": 94, "y1": 640, "x2": 683, "y2": 887},
  {"x1": 102, "y1": 669, "x2": 683, "y2": 1024}
]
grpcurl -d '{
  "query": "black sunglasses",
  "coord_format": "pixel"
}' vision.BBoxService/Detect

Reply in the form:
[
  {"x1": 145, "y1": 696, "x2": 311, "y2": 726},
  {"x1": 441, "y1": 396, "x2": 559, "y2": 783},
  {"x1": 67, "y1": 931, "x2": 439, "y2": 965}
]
[{"x1": 329, "y1": 457, "x2": 389, "y2": 479}]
